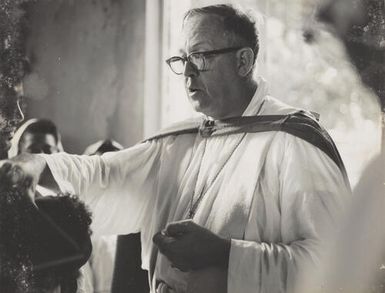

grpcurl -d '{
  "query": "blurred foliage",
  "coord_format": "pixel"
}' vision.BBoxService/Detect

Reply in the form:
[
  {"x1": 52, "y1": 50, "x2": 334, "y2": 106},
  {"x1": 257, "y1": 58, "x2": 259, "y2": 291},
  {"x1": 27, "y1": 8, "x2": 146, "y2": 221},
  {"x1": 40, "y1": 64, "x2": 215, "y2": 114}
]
[
  {"x1": 246, "y1": 0, "x2": 383, "y2": 130},
  {"x1": 260, "y1": 17, "x2": 380, "y2": 130},
  {"x1": 318, "y1": 0, "x2": 385, "y2": 109},
  {"x1": 0, "y1": 0, "x2": 30, "y2": 89}
]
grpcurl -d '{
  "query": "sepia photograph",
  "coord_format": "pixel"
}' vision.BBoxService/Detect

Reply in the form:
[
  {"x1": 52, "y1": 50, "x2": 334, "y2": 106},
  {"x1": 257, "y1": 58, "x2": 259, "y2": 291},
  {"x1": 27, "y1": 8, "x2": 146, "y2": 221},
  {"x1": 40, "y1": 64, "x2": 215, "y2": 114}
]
[{"x1": 0, "y1": 0, "x2": 384, "y2": 292}]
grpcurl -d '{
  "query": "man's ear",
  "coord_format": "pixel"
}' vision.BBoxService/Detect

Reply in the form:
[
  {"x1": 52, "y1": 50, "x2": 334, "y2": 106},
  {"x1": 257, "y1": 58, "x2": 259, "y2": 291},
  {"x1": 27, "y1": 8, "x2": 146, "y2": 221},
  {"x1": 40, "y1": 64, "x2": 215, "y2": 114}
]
[{"x1": 236, "y1": 48, "x2": 255, "y2": 77}]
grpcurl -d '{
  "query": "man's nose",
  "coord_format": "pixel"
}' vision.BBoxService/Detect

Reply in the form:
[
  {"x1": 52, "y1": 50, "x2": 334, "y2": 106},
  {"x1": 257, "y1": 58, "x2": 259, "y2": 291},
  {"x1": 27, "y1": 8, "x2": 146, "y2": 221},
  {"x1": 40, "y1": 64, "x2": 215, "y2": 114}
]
[{"x1": 183, "y1": 61, "x2": 198, "y2": 77}]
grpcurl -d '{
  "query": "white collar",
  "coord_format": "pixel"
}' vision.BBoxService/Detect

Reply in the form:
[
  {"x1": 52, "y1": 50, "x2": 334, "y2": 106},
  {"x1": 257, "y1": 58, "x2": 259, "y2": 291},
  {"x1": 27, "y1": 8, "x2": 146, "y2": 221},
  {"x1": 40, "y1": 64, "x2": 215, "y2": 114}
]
[{"x1": 242, "y1": 77, "x2": 269, "y2": 117}]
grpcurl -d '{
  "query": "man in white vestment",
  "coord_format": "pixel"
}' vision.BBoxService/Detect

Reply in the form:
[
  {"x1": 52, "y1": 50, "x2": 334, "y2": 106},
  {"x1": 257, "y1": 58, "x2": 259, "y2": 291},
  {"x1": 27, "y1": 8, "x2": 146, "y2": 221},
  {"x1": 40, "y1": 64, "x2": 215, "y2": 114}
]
[{"x1": 1, "y1": 4, "x2": 351, "y2": 293}]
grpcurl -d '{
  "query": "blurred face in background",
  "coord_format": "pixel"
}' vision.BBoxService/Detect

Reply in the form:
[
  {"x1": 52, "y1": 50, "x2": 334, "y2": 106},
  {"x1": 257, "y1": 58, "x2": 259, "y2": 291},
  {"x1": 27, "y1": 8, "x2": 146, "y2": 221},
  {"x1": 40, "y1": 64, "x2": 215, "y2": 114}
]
[
  {"x1": 18, "y1": 132, "x2": 59, "y2": 154},
  {"x1": 0, "y1": 84, "x2": 24, "y2": 156}
]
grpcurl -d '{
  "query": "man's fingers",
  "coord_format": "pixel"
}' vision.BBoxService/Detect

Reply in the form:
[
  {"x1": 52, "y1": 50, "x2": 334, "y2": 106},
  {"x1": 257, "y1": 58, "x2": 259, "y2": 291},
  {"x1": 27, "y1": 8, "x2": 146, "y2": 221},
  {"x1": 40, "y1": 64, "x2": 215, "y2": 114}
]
[
  {"x1": 165, "y1": 219, "x2": 196, "y2": 237},
  {"x1": 153, "y1": 232, "x2": 175, "y2": 252},
  {"x1": 171, "y1": 262, "x2": 191, "y2": 272},
  {"x1": 152, "y1": 231, "x2": 163, "y2": 246}
]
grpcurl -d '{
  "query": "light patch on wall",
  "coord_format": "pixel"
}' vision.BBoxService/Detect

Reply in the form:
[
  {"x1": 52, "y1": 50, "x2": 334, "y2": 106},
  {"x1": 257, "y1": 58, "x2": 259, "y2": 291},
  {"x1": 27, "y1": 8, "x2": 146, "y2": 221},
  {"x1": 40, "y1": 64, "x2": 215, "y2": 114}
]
[
  {"x1": 89, "y1": 64, "x2": 119, "y2": 137},
  {"x1": 23, "y1": 72, "x2": 49, "y2": 100}
]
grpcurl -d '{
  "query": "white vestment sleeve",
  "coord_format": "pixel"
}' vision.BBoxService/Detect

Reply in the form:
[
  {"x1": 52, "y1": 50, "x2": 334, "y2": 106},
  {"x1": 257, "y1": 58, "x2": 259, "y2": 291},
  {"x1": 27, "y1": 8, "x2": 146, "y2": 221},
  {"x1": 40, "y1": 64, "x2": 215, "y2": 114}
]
[
  {"x1": 227, "y1": 133, "x2": 350, "y2": 293},
  {"x1": 40, "y1": 140, "x2": 162, "y2": 236}
]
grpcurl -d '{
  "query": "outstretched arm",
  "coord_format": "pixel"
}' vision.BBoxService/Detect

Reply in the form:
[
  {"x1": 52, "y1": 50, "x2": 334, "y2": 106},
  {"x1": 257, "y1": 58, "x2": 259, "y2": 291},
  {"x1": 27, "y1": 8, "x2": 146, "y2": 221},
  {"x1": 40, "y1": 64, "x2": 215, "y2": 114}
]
[{"x1": 37, "y1": 141, "x2": 163, "y2": 236}]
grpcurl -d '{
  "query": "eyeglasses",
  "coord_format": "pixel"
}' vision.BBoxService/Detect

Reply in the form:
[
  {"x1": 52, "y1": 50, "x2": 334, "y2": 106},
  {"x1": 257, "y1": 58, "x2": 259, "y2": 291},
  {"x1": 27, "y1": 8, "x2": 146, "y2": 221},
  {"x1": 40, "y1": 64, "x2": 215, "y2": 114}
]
[{"x1": 166, "y1": 46, "x2": 243, "y2": 75}]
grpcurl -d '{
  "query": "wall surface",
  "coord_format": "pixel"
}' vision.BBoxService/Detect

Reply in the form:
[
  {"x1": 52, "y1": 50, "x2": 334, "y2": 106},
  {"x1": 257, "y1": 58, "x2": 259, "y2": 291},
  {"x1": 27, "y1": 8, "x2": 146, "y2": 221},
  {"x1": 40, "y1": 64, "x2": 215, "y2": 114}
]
[{"x1": 23, "y1": 0, "x2": 145, "y2": 153}]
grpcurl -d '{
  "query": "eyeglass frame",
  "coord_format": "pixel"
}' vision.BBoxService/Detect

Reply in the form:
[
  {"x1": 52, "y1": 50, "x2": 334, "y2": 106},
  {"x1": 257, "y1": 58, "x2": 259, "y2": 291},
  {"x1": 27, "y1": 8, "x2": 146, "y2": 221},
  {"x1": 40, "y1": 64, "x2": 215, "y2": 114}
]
[{"x1": 165, "y1": 46, "x2": 244, "y2": 75}]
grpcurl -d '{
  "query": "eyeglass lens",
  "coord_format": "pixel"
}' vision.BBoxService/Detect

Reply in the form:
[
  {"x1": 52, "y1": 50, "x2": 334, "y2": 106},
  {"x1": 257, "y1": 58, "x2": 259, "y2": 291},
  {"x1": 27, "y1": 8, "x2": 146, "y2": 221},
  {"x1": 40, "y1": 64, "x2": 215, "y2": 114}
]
[{"x1": 170, "y1": 54, "x2": 205, "y2": 74}]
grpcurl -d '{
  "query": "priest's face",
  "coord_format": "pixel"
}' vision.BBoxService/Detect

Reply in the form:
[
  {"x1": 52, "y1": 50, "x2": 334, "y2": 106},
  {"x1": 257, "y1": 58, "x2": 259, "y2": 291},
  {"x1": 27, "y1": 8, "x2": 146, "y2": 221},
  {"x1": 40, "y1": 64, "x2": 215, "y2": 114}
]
[
  {"x1": 0, "y1": 84, "x2": 24, "y2": 157},
  {"x1": 182, "y1": 15, "x2": 242, "y2": 119}
]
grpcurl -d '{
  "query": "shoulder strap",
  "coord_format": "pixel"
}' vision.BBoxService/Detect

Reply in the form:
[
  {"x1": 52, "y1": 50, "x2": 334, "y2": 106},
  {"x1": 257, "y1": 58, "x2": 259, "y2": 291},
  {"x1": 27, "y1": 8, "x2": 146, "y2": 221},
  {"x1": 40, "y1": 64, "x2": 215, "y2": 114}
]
[
  {"x1": 144, "y1": 111, "x2": 349, "y2": 185},
  {"x1": 144, "y1": 117, "x2": 203, "y2": 142}
]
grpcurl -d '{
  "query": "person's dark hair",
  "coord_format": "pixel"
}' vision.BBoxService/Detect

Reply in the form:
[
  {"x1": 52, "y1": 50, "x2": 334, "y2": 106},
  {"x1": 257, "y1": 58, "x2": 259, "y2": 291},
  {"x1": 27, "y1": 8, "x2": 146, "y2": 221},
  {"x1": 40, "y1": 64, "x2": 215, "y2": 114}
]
[
  {"x1": 94, "y1": 139, "x2": 123, "y2": 155},
  {"x1": 20, "y1": 119, "x2": 60, "y2": 145},
  {"x1": 33, "y1": 195, "x2": 92, "y2": 293},
  {"x1": 184, "y1": 4, "x2": 259, "y2": 63},
  {"x1": 0, "y1": 163, "x2": 92, "y2": 293},
  {"x1": 83, "y1": 139, "x2": 124, "y2": 156}
]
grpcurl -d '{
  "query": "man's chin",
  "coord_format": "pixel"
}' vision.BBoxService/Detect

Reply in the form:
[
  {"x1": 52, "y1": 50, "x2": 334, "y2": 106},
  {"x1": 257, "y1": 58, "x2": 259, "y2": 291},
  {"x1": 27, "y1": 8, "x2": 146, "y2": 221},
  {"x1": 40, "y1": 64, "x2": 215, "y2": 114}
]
[
  {"x1": 192, "y1": 105, "x2": 210, "y2": 117},
  {"x1": 190, "y1": 99, "x2": 209, "y2": 115},
  {"x1": 191, "y1": 103, "x2": 217, "y2": 118}
]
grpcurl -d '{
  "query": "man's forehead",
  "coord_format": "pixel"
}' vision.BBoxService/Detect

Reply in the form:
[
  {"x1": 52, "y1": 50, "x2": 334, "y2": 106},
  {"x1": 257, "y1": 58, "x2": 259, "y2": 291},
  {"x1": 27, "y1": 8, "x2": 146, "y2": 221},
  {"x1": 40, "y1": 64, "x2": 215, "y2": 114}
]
[{"x1": 181, "y1": 14, "x2": 229, "y2": 51}]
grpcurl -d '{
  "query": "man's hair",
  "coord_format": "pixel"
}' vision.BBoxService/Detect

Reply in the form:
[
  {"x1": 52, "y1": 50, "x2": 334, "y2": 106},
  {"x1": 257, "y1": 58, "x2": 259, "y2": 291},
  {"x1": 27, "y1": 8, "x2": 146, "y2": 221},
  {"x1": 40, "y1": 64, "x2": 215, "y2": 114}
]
[{"x1": 183, "y1": 4, "x2": 259, "y2": 63}]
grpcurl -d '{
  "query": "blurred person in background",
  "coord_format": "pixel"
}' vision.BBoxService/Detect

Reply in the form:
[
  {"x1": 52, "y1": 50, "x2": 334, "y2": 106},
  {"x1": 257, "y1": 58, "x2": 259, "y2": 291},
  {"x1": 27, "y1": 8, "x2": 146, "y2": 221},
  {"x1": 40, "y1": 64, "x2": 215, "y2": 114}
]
[
  {"x1": 8, "y1": 118, "x2": 64, "y2": 197},
  {"x1": 6, "y1": 118, "x2": 95, "y2": 292},
  {"x1": 1, "y1": 4, "x2": 351, "y2": 292},
  {"x1": 298, "y1": 0, "x2": 385, "y2": 292},
  {"x1": 8, "y1": 118, "x2": 63, "y2": 158},
  {"x1": 83, "y1": 139, "x2": 123, "y2": 156},
  {"x1": 0, "y1": 162, "x2": 92, "y2": 293}
]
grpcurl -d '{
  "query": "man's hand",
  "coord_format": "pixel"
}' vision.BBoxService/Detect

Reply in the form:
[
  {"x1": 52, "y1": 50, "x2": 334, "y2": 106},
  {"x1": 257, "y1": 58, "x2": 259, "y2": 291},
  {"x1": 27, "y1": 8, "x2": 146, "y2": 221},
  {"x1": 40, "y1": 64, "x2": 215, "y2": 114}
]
[
  {"x1": 153, "y1": 220, "x2": 231, "y2": 272},
  {"x1": 0, "y1": 153, "x2": 47, "y2": 203}
]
